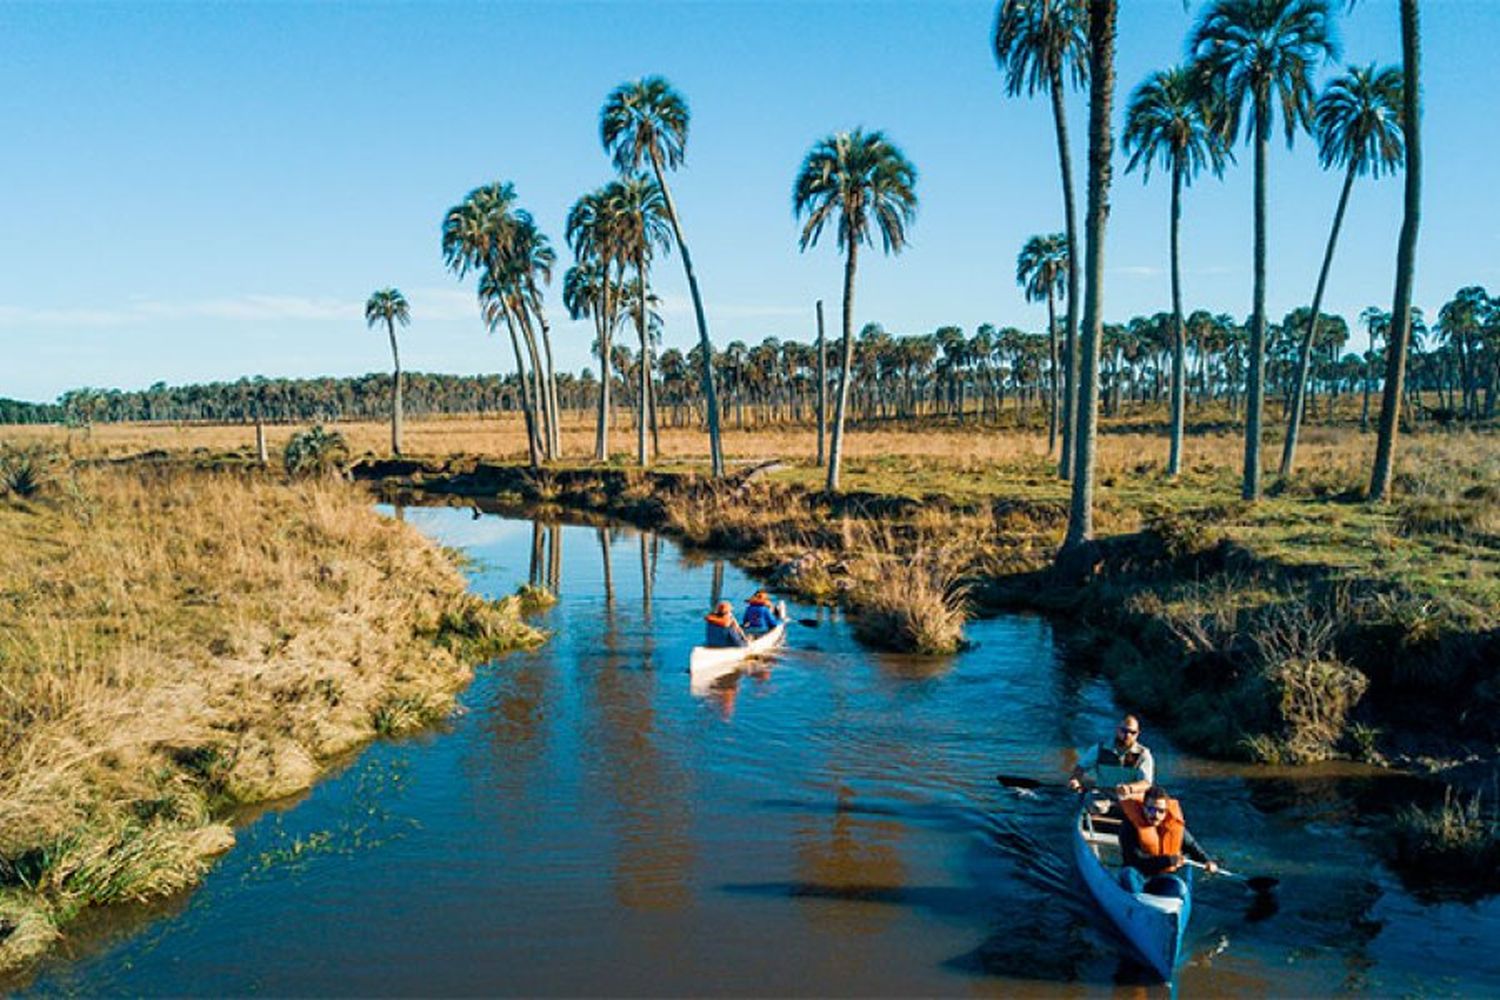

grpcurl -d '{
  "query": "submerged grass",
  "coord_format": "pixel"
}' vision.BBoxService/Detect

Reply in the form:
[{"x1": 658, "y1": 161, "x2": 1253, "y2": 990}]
[{"x1": 0, "y1": 458, "x2": 541, "y2": 976}]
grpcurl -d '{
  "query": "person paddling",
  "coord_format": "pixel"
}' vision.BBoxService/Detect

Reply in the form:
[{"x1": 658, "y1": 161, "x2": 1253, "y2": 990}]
[
  {"x1": 704, "y1": 600, "x2": 749, "y2": 648},
  {"x1": 741, "y1": 590, "x2": 782, "y2": 634},
  {"x1": 1068, "y1": 714, "x2": 1155, "y2": 801},
  {"x1": 1117, "y1": 784, "x2": 1218, "y2": 896}
]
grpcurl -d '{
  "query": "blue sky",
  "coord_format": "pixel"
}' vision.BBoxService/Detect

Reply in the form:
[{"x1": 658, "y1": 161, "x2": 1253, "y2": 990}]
[{"x1": 1, "y1": 1, "x2": 1495, "y2": 404}]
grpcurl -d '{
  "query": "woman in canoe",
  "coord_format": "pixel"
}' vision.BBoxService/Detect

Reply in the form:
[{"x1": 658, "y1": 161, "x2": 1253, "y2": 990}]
[
  {"x1": 1118, "y1": 785, "x2": 1218, "y2": 896},
  {"x1": 704, "y1": 601, "x2": 750, "y2": 648},
  {"x1": 740, "y1": 590, "x2": 782, "y2": 634}
]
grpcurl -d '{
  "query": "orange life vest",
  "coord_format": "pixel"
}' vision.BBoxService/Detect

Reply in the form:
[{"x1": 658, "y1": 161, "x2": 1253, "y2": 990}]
[
  {"x1": 1120, "y1": 797, "x2": 1186, "y2": 862},
  {"x1": 705, "y1": 611, "x2": 735, "y2": 628}
]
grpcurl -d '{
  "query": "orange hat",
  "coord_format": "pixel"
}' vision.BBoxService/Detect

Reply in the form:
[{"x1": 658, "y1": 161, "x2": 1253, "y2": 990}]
[{"x1": 715, "y1": 600, "x2": 733, "y2": 615}]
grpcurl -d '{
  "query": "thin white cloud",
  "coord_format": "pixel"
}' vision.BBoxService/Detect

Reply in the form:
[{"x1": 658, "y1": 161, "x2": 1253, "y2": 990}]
[{"x1": 0, "y1": 287, "x2": 489, "y2": 329}]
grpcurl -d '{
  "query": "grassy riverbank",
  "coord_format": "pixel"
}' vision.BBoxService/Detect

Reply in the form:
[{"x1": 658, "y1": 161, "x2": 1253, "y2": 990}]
[{"x1": 0, "y1": 456, "x2": 541, "y2": 975}]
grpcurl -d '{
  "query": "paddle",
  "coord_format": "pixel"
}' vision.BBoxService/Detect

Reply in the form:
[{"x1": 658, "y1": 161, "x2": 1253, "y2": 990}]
[
  {"x1": 1184, "y1": 859, "x2": 1279, "y2": 894},
  {"x1": 795, "y1": 618, "x2": 821, "y2": 628},
  {"x1": 996, "y1": 773, "x2": 1083, "y2": 792}
]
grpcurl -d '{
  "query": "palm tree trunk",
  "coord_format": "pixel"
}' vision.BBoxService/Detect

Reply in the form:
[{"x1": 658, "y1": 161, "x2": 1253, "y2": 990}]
[
  {"x1": 1168, "y1": 163, "x2": 1186, "y2": 477},
  {"x1": 1050, "y1": 66, "x2": 1082, "y2": 481},
  {"x1": 1243, "y1": 92, "x2": 1271, "y2": 501},
  {"x1": 1046, "y1": 287, "x2": 1059, "y2": 453},
  {"x1": 650, "y1": 154, "x2": 725, "y2": 478},
  {"x1": 1371, "y1": 0, "x2": 1421, "y2": 501},
  {"x1": 539, "y1": 313, "x2": 562, "y2": 459},
  {"x1": 826, "y1": 243, "x2": 859, "y2": 492},
  {"x1": 1282, "y1": 161, "x2": 1357, "y2": 476},
  {"x1": 816, "y1": 299, "x2": 828, "y2": 467},
  {"x1": 386, "y1": 318, "x2": 403, "y2": 456},
  {"x1": 516, "y1": 306, "x2": 553, "y2": 461},
  {"x1": 595, "y1": 315, "x2": 611, "y2": 461},
  {"x1": 636, "y1": 252, "x2": 651, "y2": 467},
  {"x1": 1062, "y1": 0, "x2": 1116, "y2": 555},
  {"x1": 503, "y1": 308, "x2": 541, "y2": 469}
]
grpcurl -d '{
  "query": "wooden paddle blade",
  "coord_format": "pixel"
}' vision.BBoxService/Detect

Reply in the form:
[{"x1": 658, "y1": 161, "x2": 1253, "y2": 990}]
[
  {"x1": 1244, "y1": 876, "x2": 1279, "y2": 894},
  {"x1": 796, "y1": 618, "x2": 820, "y2": 628},
  {"x1": 994, "y1": 774, "x2": 1043, "y2": 790}
]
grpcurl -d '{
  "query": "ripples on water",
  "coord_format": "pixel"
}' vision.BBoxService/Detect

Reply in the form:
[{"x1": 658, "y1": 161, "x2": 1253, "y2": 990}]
[{"x1": 20, "y1": 509, "x2": 1500, "y2": 997}]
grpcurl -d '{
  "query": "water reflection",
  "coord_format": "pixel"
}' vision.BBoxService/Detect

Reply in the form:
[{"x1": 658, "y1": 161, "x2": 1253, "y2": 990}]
[{"x1": 21, "y1": 506, "x2": 1500, "y2": 998}]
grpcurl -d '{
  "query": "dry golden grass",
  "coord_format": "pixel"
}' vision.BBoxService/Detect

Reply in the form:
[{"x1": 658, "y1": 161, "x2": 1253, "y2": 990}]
[{"x1": 0, "y1": 461, "x2": 539, "y2": 974}]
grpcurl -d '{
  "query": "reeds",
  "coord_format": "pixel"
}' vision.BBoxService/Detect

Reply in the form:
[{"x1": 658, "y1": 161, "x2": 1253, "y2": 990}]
[{"x1": 0, "y1": 461, "x2": 539, "y2": 975}]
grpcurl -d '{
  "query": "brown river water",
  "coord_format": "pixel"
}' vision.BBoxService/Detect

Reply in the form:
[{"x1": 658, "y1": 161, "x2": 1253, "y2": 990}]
[{"x1": 18, "y1": 506, "x2": 1500, "y2": 996}]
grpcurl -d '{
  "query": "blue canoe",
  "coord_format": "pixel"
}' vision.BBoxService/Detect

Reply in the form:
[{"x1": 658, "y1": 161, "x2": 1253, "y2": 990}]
[{"x1": 1072, "y1": 804, "x2": 1193, "y2": 981}]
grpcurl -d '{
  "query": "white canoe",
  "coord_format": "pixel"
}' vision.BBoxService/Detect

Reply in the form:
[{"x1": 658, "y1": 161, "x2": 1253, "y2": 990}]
[
  {"x1": 689, "y1": 620, "x2": 786, "y2": 688},
  {"x1": 1072, "y1": 804, "x2": 1192, "y2": 981}
]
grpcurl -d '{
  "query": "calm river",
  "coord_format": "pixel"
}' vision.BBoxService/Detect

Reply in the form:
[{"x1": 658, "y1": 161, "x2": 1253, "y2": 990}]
[{"x1": 21, "y1": 506, "x2": 1500, "y2": 996}]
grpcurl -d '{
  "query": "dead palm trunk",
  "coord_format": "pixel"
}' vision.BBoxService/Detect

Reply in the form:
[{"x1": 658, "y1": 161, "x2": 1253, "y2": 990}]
[
  {"x1": 1371, "y1": 0, "x2": 1421, "y2": 501},
  {"x1": 649, "y1": 150, "x2": 725, "y2": 478},
  {"x1": 1061, "y1": 0, "x2": 1116, "y2": 555},
  {"x1": 826, "y1": 242, "x2": 859, "y2": 492},
  {"x1": 1281, "y1": 161, "x2": 1357, "y2": 476}
]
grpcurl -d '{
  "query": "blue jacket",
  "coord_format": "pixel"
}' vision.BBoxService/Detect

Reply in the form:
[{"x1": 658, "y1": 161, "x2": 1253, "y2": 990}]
[
  {"x1": 705, "y1": 619, "x2": 748, "y2": 648},
  {"x1": 742, "y1": 601, "x2": 780, "y2": 631}
]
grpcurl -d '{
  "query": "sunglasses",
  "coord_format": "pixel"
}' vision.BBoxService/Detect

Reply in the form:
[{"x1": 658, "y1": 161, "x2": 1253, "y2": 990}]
[{"x1": 1144, "y1": 804, "x2": 1166, "y2": 817}]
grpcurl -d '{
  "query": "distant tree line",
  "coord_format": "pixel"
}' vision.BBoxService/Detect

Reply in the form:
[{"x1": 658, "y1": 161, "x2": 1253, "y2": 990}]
[{"x1": 7, "y1": 284, "x2": 1495, "y2": 432}]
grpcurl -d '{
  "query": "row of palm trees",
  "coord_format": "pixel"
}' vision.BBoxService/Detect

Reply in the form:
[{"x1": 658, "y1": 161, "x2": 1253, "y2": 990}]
[
  {"x1": 994, "y1": 0, "x2": 1424, "y2": 557},
  {"x1": 359, "y1": 0, "x2": 1428, "y2": 561}
]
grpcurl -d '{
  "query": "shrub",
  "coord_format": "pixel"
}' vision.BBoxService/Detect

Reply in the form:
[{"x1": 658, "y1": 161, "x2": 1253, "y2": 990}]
[
  {"x1": 850, "y1": 548, "x2": 969, "y2": 655},
  {"x1": 1389, "y1": 788, "x2": 1500, "y2": 894},
  {"x1": 283, "y1": 426, "x2": 349, "y2": 479},
  {"x1": 0, "y1": 445, "x2": 60, "y2": 499}
]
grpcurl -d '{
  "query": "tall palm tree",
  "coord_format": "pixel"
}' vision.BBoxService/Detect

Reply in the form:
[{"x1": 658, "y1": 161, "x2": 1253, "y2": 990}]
[
  {"x1": 1123, "y1": 65, "x2": 1230, "y2": 477},
  {"x1": 601, "y1": 76, "x2": 726, "y2": 478},
  {"x1": 441, "y1": 182, "x2": 542, "y2": 468},
  {"x1": 567, "y1": 184, "x2": 631, "y2": 461},
  {"x1": 1016, "y1": 233, "x2": 1069, "y2": 453},
  {"x1": 1370, "y1": 0, "x2": 1423, "y2": 501},
  {"x1": 606, "y1": 174, "x2": 672, "y2": 467},
  {"x1": 1061, "y1": 0, "x2": 1118, "y2": 558},
  {"x1": 793, "y1": 129, "x2": 918, "y2": 492},
  {"x1": 1191, "y1": 0, "x2": 1335, "y2": 500},
  {"x1": 364, "y1": 288, "x2": 411, "y2": 456},
  {"x1": 513, "y1": 213, "x2": 562, "y2": 459},
  {"x1": 1280, "y1": 63, "x2": 1404, "y2": 475},
  {"x1": 993, "y1": 0, "x2": 1088, "y2": 479}
]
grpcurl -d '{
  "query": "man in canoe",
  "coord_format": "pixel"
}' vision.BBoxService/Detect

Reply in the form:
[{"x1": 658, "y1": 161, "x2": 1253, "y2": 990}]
[
  {"x1": 1068, "y1": 714, "x2": 1155, "y2": 801},
  {"x1": 740, "y1": 590, "x2": 782, "y2": 634},
  {"x1": 1118, "y1": 784, "x2": 1218, "y2": 895},
  {"x1": 704, "y1": 600, "x2": 750, "y2": 648}
]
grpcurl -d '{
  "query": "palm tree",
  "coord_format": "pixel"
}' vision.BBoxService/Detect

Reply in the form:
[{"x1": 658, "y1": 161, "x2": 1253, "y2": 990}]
[
  {"x1": 601, "y1": 77, "x2": 726, "y2": 478},
  {"x1": 993, "y1": 0, "x2": 1088, "y2": 479},
  {"x1": 441, "y1": 182, "x2": 542, "y2": 468},
  {"x1": 1016, "y1": 233, "x2": 1069, "y2": 453},
  {"x1": 364, "y1": 288, "x2": 411, "y2": 456},
  {"x1": 1280, "y1": 63, "x2": 1404, "y2": 475},
  {"x1": 793, "y1": 129, "x2": 918, "y2": 492},
  {"x1": 1190, "y1": 0, "x2": 1336, "y2": 500},
  {"x1": 606, "y1": 174, "x2": 672, "y2": 466},
  {"x1": 1370, "y1": 0, "x2": 1422, "y2": 500},
  {"x1": 1061, "y1": 0, "x2": 1118, "y2": 558},
  {"x1": 567, "y1": 184, "x2": 631, "y2": 461},
  {"x1": 1123, "y1": 65, "x2": 1230, "y2": 477}
]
